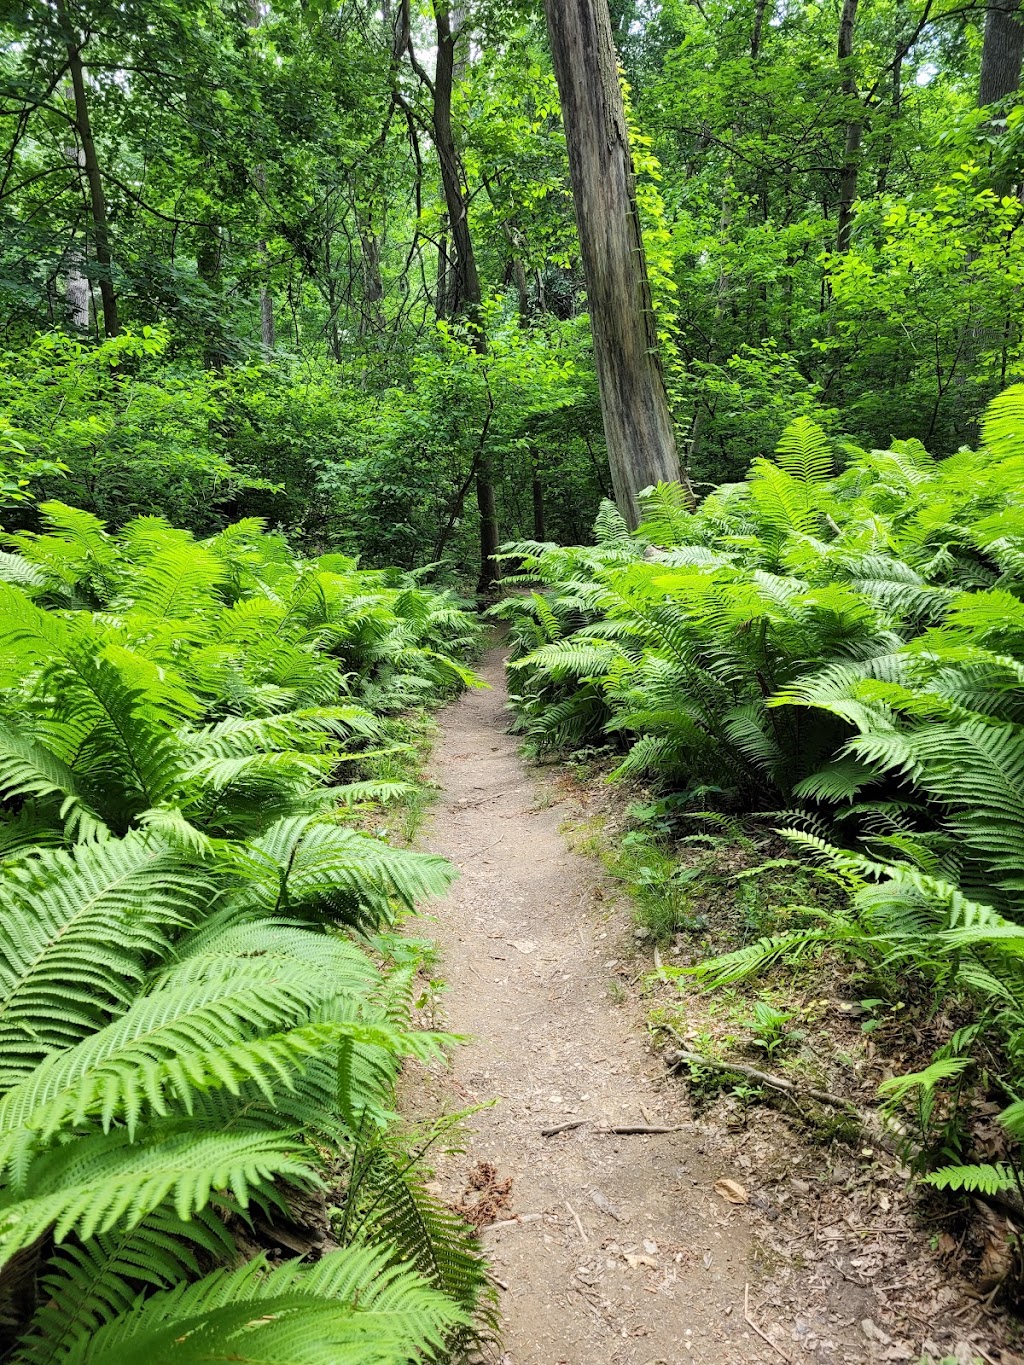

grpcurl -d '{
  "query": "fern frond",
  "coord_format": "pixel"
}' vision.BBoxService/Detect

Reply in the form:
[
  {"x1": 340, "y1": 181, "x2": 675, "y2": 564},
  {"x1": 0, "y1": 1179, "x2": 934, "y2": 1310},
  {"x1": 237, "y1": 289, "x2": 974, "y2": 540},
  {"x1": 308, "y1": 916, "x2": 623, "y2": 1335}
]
[
  {"x1": 65, "y1": 1245, "x2": 467, "y2": 1365},
  {"x1": 0, "y1": 836, "x2": 210, "y2": 1089},
  {"x1": 773, "y1": 415, "x2": 834, "y2": 485},
  {"x1": 0, "y1": 1125, "x2": 318, "y2": 1269},
  {"x1": 924, "y1": 1163, "x2": 1019, "y2": 1195}
]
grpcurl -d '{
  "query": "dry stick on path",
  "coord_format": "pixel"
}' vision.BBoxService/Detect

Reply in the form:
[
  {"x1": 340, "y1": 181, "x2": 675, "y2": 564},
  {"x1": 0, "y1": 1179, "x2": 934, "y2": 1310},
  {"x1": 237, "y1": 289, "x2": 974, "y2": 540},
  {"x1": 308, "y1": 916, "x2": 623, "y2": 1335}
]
[
  {"x1": 564, "y1": 1200, "x2": 588, "y2": 1242},
  {"x1": 540, "y1": 1119, "x2": 685, "y2": 1137}
]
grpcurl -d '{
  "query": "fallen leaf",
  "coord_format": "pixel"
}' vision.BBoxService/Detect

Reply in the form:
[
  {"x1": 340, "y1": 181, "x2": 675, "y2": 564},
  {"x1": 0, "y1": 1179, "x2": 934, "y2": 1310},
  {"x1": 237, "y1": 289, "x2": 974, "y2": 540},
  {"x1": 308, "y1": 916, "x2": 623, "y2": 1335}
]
[
  {"x1": 713, "y1": 1178, "x2": 749, "y2": 1205},
  {"x1": 625, "y1": 1253, "x2": 658, "y2": 1270},
  {"x1": 861, "y1": 1319, "x2": 892, "y2": 1345},
  {"x1": 511, "y1": 939, "x2": 537, "y2": 955},
  {"x1": 590, "y1": 1187, "x2": 624, "y2": 1221}
]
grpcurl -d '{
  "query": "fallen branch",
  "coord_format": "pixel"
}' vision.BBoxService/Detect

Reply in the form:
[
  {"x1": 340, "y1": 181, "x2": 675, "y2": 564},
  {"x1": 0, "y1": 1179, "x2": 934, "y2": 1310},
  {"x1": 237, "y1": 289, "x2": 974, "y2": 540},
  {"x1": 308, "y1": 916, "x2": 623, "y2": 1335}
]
[
  {"x1": 663, "y1": 1034, "x2": 1024, "y2": 1226},
  {"x1": 541, "y1": 1120, "x2": 685, "y2": 1137},
  {"x1": 603, "y1": 1123, "x2": 685, "y2": 1134},
  {"x1": 664, "y1": 1046, "x2": 857, "y2": 1113},
  {"x1": 564, "y1": 1199, "x2": 588, "y2": 1242}
]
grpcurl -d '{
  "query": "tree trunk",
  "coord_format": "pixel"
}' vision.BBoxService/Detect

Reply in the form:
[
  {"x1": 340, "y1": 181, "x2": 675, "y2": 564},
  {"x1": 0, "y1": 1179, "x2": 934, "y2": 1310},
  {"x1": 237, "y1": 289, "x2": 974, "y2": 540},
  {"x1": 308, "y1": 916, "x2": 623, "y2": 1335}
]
[
  {"x1": 432, "y1": 5, "x2": 483, "y2": 329},
  {"x1": 436, "y1": 217, "x2": 450, "y2": 319},
  {"x1": 197, "y1": 223, "x2": 228, "y2": 369},
  {"x1": 750, "y1": 0, "x2": 768, "y2": 59},
  {"x1": 258, "y1": 271, "x2": 275, "y2": 350},
  {"x1": 532, "y1": 456, "x2": 546, "y2": 541},
  {"x1": 980, "y1": 0, "x2": 1024, "y2": 107},
  {"x1": 875, "y1": 40, "x2": 903, "y2": 195},
  {"x1": 542, "y1": 0, "x2": 681, "y2": 527},
  {"x1": 835, "y1": 0, "x2": 861, "y2": 254},
  {"x1": 62, "y1": 114, "x2": 90, "y2": 332},
  {"x1": 63, "y1": 233, "x2": 90, "y2": 332},
  {"x1": 248, "y1": 0, "x2": 275, "y2": 351},
  {"x1": 355, "y1": 201, "x2": 385, "y2": 336},
  {"x1": 429, "y1": 3, "x2": 498, "y2": 596},
  {"x1": 475, "y1": 456, "x2": 499, "y2": 591},
  {"x1": 511, "y1": 254, "x2": 530, "y2": 320},
  {"x1": 57, "y1": 3, "x2": 118, "y2": 338}
]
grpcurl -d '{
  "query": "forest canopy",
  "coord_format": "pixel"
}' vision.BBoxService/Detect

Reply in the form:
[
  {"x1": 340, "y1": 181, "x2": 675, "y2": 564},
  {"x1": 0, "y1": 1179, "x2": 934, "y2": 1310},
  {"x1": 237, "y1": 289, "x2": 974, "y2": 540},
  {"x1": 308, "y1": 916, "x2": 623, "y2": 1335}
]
[{"x1": 2, "y1": 0, "x2": 1022, "y2": 585}]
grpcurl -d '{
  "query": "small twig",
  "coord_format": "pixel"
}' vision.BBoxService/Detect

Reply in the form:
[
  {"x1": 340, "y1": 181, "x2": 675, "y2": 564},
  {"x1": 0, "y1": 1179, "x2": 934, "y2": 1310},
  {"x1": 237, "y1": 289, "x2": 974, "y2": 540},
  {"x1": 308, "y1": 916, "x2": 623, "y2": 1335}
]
[
  {"x1": 744, "y1": 1284, "x2": 793, "y2": 1363},
  {"x1": 603, "y1": 1123, "x2": 685, "y2": 1135},
  {"x1": 664, "y1": 1037, "x2": 1024, "y2": 1226},
  {"x1": 459, "y1": 786, "x2": 527, "y2": 810},
  {"x1": 565, "y1": 1199, "x2": 588, "y2": 1242},
  {"x1": 968, "y1": 1341, "x2": 999, "y2": 1365},
  {"x1": 459, "y1": 833, "x2": 505, "y2": 861},
  {"x1": 541, "y1": 1120, "x2": 685, "y2": 1137}
]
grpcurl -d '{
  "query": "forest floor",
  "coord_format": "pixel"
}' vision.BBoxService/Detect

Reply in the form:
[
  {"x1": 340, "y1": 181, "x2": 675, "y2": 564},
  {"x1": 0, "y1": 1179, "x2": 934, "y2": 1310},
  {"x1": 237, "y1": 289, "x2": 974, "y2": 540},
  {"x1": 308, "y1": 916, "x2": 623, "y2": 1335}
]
[{"x1": 403, "y1": 645, "x2": 1020, "y2": 1365}]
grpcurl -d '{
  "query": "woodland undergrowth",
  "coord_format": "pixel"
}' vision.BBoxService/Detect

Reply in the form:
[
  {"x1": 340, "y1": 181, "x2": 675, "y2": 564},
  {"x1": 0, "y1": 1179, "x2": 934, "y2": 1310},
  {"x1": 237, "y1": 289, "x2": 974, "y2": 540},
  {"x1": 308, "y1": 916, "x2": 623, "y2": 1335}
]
[
  {"x1": 0, "y1": 505, "x2": 493, "y2": 1363},
  {"x1": 495, "y1": 382, "x2": 1024, "y2": 1215}
]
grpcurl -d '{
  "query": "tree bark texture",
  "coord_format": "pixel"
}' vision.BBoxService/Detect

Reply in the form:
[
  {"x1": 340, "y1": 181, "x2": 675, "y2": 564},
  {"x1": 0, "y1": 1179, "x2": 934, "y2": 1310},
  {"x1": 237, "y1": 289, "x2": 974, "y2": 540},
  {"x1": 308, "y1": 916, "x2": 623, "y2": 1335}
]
[
  {"x1": 249, "y1": 0, "x2": 275, "y2": 351},
  {"x1": 432, "y1": 5, "x2": 483, "y2": 328},
  {"x1": 543, "y1": 0, "x2": 680, "y2": 527},
  {"x1": 197, "y1": 223, "x2": 228, "y2": 369},
  {"x1": 62, "y1": 127, "x2": 90, "y2": 331},
  {"x1": 980, "y1": 0, "x2": 1024, "y2": 107},
  {"x1": 430, "y1": 3, "x2": 498, "y2": 596},
  {"x1": 835, "y1": 0, "x2": 861, "y2": 254}
]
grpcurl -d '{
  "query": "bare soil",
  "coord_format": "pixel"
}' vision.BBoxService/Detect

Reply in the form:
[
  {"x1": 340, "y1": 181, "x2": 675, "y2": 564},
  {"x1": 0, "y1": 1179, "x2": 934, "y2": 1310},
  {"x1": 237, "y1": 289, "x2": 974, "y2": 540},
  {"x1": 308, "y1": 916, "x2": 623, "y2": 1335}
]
[{"x1": 404, "y1": 646, "x2": 1021, "y2": 1365}]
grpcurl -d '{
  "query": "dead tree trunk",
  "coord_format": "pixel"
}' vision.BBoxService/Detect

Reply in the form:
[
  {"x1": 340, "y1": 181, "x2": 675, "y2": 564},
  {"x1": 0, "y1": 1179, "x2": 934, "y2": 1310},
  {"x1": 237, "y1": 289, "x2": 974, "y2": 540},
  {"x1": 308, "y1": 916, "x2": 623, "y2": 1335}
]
[
  {"x1": 542, "y1": 0, "x2": 681, "y2": 527},
  {"x1": 62, "y1": 115, "x2": 90, "y2": 332}
]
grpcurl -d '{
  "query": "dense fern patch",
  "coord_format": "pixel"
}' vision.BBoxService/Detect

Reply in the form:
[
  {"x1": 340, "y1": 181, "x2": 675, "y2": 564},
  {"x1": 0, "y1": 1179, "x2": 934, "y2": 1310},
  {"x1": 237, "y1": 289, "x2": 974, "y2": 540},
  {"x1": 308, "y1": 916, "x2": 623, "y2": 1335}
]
[
  {"x1": 496, "y1": 384, "x2": 1024, "y2": 1199},
  {"x1": 0, "y1": 507, "x2": 490, "y2": 1362}
]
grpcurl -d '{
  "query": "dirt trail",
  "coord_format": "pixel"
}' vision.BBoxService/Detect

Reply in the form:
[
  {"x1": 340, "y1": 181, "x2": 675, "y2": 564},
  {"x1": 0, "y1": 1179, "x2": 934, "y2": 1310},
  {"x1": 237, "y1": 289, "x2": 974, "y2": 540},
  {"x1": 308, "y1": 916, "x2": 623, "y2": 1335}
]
[{"x1": 406, "y1": 646, "x2": 778, "y2": 1364}]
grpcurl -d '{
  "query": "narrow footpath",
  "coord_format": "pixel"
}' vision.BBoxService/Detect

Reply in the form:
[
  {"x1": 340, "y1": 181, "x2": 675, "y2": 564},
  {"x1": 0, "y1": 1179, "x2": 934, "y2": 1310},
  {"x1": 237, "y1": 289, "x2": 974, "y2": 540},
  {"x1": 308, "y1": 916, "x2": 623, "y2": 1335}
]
[{"x1": 406, "y1": 646, "x2": 778, "y2": 1364}]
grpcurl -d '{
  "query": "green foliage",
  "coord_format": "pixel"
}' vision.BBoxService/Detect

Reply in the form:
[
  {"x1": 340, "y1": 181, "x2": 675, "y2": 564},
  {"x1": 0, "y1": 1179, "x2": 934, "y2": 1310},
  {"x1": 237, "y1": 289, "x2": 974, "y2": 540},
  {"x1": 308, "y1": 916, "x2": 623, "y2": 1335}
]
[
  {"x1": 50, "y1": 1246, "x2": 467, "y2": 1365},
  {"x1": 0, "y1": 332, "x2": 274, "y2": 533},
  {"x1": 500, "y1": 390, "x2": 1024, "y2": 1198},
  {"x1": 0, "y1": 512, "x2": 488, "y2": 1360}
]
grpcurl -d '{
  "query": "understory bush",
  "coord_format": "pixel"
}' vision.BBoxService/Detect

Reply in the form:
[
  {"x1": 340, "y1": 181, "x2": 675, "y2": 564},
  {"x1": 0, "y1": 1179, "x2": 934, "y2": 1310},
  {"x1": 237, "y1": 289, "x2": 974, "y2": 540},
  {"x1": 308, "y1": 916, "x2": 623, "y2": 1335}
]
[
  {"x1": 0, "y1": 505, "x2": 489, "y2": 1362},
  {"x1": 496, "y1": 385, "x2": 1024, "y2": 1198}
]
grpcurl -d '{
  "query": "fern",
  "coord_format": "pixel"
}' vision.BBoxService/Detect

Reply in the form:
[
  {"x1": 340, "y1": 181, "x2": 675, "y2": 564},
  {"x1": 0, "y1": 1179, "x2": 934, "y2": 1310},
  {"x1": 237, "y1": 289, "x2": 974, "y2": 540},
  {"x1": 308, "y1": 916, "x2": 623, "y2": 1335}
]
[
  {"x1": 981, "y1": 382, "x2": 1024, "y2": 461},
  {"x1": 924, "y1": 1164, "x2": 1020, "y2": 1196},
  {"x1": 63, "y1": 1246, "x2": 467, "y2": 1365},
  {"x1": 0, "y1": 514, "x2": 487, "y2": 1358},
  {"x1": 773, "y1": 415, "x2": 834, "y2": 485},
  {"x1": 0, "y1": 837, "x2": 211, "y2": 1088}
]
